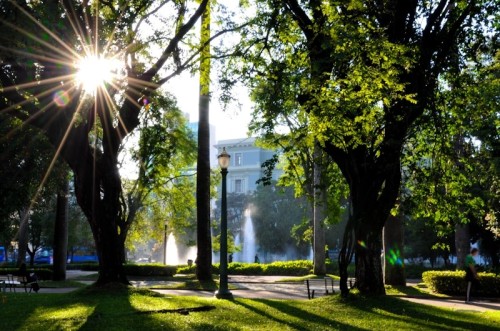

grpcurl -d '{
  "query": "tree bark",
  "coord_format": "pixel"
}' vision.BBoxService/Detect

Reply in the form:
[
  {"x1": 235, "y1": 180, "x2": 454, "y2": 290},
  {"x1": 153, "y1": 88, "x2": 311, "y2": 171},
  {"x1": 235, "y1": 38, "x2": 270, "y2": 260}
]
[
  {"x1": 195, "y1": 2, "x2": 212, "y2": 281},
  {"x1": 354, "y1": 222, "x2": 385, "y2": 295},
  {"x1": 313, "y1": 144, "x2": 326, "y2": 275},
  {"x1": 17, "y1": 207, "x2": 30, "y2": 267},
  {"x1": 383, "y1": 215, "x2": 406, "y2": 286},
  {"x1": 53, "y1": 177, "x2": 69, "y2": 281},
  {"x1": 331, "y1": 144, "x2": 402, "y2": 296},
  {"x1": 454, "y1": 222, "x2": 470, "y2": 270},
  {"x1": 72, "y1": 150, "x2": 128, "y2": 285}
]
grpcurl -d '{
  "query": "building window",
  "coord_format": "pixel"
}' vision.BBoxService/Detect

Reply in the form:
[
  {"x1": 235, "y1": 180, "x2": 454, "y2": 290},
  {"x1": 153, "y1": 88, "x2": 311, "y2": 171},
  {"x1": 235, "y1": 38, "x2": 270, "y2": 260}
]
[
  {"x1": 234, "y1": 179, "x2": 243, "y2": 193},
  {"x1": 234, "y1": 153, "x2": 242, "y2": 166}
]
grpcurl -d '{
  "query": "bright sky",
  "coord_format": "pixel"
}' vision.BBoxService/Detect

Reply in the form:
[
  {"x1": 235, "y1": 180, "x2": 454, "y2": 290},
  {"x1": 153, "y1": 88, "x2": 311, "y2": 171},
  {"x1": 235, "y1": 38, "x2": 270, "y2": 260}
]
[{"x1": 163, "y1": 64, "x2": 253, "y2": 143}]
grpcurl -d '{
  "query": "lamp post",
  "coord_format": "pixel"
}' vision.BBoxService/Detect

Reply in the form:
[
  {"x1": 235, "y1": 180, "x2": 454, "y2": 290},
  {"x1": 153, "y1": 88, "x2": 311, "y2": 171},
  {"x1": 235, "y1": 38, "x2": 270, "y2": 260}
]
[
  {"x1": 215, "y1": 147, "x2": 233, "y2": 299},
  {"x1": 163, "y1": 222, "x2": 167, "y2": 265}
]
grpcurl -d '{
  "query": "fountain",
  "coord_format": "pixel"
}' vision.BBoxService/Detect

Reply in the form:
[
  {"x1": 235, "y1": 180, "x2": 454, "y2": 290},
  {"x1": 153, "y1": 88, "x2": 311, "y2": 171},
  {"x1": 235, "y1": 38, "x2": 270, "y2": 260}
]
[
  {"x1": 165, "y1": 233, "x2": 179, "y2": 265},
  {"x1": 242, "y1": 209, "x2": 256, "y2": 263},
  {"x1": 165, "y1": 233, "x2": 197, "y2": 265},
  {"x1": 233, "y1": 233, "x2": 241, "y2": 262}
]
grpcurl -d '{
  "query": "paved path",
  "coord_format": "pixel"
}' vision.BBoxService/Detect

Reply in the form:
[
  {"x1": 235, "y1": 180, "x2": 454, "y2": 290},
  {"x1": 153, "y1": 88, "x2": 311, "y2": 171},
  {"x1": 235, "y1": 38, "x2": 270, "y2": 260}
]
[
  {"x1": 399, "y1": 297, "x2": 500, "y2": 312},
  {"x1": 20, "y1": 272, "x2": 500, "y2": 312}
]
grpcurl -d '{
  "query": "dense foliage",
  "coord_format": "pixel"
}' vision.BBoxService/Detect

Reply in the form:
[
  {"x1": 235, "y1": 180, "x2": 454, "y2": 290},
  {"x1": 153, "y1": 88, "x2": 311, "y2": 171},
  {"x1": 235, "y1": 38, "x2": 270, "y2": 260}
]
[
  {"x1": 220, "y1": 0, "x2": 499, "y2": 295},
  {"x1": 0, "y1": 0, "x2": 209, "y2": 284}
]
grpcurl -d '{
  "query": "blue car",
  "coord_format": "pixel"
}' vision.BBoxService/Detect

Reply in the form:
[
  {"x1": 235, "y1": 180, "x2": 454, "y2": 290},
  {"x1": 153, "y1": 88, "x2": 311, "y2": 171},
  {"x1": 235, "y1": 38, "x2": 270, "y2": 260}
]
[{"x1": 34, "y1": 255, "x2": 53, "y2": 265}]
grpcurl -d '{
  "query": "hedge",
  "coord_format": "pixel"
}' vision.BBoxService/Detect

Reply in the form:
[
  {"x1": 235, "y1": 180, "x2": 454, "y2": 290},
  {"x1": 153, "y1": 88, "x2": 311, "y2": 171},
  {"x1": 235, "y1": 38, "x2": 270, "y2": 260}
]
[
  {"x1": 177, "y1": 260, "x2": 314, "y2": 276},
  {"x1": 0, "y1": 268, "x2": 53, "y2": 280},
  {"x1": 422, "y1": 270, "x2": 500, "y2": 297},
  {"x1": 124, "y1": 264, "x2": 177, "y2": 277}
]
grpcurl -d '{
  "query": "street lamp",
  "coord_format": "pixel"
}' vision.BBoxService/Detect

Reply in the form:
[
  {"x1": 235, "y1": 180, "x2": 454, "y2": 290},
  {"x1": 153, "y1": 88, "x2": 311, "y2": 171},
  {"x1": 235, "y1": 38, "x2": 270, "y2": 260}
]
[{"x1": 215, "y1": 147, "x2": 233, "y2": 299}]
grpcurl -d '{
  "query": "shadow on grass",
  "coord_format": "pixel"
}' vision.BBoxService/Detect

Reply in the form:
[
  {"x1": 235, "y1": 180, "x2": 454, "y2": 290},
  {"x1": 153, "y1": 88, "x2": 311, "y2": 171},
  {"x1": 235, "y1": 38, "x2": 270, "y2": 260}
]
[
  {"x1": 234, "y1": 298, "x2": 364, "y2": 330},
  {"x1": 352, "y1": 295, "x2": 498, "y2": 331},
  {"x1": 386, "y1": 285, "x2": 442, "y2": 298}
]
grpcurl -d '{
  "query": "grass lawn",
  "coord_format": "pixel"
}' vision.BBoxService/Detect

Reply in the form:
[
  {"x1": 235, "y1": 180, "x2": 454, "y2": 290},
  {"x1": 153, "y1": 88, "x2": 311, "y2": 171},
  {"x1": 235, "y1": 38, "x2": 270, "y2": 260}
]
[{"x1": 0, "y1": 287, "x2": 499, "y2": 331}]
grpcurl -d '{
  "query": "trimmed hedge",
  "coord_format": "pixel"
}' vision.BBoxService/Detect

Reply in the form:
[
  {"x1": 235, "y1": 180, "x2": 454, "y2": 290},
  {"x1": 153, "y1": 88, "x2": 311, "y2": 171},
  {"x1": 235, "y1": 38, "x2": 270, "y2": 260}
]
[
  {"x1": 124, "y1": 264, "x2": 177, "y2": 277},
  {"x1": 177, "y1": 260, "x2": 314, "y2": 276},
  {"x1": 422, "y1": 270, "x2": 500, "y2": 297},
  {"x1": 0, "y1": 267, "x2": 53, "y2": 280},
  {"x1": 67, "y1": 263, "x2": 99, "y2": 271}
]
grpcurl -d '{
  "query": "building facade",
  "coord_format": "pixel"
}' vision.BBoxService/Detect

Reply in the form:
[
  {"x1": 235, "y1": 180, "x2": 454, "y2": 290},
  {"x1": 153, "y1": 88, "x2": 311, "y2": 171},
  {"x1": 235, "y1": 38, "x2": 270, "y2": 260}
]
[{"x1": 214, "y1": 137, "x2": 281, "y2": 193}]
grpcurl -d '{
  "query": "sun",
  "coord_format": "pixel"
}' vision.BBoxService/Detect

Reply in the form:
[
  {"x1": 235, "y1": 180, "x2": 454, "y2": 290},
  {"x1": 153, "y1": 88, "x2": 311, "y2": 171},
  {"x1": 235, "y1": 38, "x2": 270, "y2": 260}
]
[{"x1": 76, "y1": 55, "x2": 119, "y2": 94}]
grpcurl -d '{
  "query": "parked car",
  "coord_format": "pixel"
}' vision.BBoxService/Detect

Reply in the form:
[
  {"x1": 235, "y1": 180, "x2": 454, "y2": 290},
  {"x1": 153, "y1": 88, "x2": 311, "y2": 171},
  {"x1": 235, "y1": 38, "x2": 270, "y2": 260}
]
[{"x1": 34, "y1": 255, "x2": 53, "y2": 265}]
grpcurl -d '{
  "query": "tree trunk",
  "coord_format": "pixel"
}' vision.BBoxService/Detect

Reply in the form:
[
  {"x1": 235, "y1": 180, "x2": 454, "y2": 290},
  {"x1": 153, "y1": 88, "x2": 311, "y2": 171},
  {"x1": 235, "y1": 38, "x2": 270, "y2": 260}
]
[
  {"x1": 53, "y1": 177, "x2": 69, "y2": 281},
  {"x1": 455, "y1": 222, "x2": 470, "y2": 270},
  {"x1": 383, "y1": 215, "x2": 406, "y2": 286},
  {"x1": 72, "y1": 152, "x2": 128, "y2": 285},
  {"x1": 331, "y1": 144, "x2": 402, "y2": 296},
  {"x1": 195, "y1": 2, "x2": 212, "y2": 281},
  {"x1": 313, "y1": 144, "x2": 326, "y2": 275},
  {"x1": 354, "y1": 222, "x2": 385, "y2": 295},
  {"x1": 16, "y1": 207, "x2": 30, "y2": 267}
]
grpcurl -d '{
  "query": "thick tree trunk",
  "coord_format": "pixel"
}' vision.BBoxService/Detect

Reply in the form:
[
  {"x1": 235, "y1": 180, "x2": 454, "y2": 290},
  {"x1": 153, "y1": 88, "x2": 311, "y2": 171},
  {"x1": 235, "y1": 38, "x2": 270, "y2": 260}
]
[
  {"x1": 383, "y1": 215, "x2": 406, "y2": 286},
  {"x1": 16, "y1": 207, "x2": 29, "y2": 267},
  {"x1": 53, "y1": 178, "x2": 69, "y2": 281},
  {"x1": 313, "y1": 144, "x2": 326, "y2": 275},
  {"x1": 354, "y1": 223, "x2": 385, "y2": 295},
  {"x1": 331, "y1": 143, "x2": 402, "y2": 296},
  {"x1": 196, "y1": 3, "x2": 212, "y2": 281},
  {"x1": 455, "y1": 222, "x2": 470, "y2": 270},
  {"x1": 73, "y1": 152, "x2": 128, "y2": 285}
]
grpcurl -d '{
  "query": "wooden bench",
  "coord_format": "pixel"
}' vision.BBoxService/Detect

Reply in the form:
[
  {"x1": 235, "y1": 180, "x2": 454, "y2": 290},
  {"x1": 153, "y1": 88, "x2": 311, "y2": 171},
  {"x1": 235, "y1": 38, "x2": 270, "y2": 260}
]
[{"x1": 305, "y1": 277, "x2": 335, "y2": 299}]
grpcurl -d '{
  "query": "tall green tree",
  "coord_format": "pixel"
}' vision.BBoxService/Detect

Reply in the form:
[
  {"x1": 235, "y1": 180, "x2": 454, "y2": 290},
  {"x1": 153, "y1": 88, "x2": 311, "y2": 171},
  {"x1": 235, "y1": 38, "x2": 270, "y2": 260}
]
[
  {"x1": 0, "y1": 0, "x2": 209, "y2": 284},
  {"x1": 250, "y1": 182, "x2": 310, "y2": 256},
  {"x1": 125, "y1": 93, "x2": 197, "y2": 260},
  {"x1": 223, "y1": 0, "x2": 497, "y2": 295},
  {"x1": 403, "y1": 49, "x2": 500, "y2": 269}
]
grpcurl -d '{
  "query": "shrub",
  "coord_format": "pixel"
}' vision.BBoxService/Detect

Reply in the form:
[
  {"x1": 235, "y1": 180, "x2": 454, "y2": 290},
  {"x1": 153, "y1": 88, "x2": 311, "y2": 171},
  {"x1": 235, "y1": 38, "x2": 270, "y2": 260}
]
[
  {"x1": 176, "y1": 265, "x2": 196, "y2": 274},
  {"x1": 404, "y1": 264, "x2": 455, "y2": 279},
  {"x1": 262, "y1": 261, "x2": 311, "y2": 276},
  {"x1": 123, "y1": 264, "x2": 177, "y2": 277},
  {"x1": 228, "y1": 262, "x2": 263, "y2": 275},
  {"x1": 422, "y1": 270, "x2": 500, "y2": 296},
  {"x1": 67, "y1": 263, "x2": 99, "y2": 271},
  {"x1": 0, "y1": 267, "x2": 53, "y2": 280},
  {"x1": 176, "y1": 260, "x2": 356, "y2": 277}
]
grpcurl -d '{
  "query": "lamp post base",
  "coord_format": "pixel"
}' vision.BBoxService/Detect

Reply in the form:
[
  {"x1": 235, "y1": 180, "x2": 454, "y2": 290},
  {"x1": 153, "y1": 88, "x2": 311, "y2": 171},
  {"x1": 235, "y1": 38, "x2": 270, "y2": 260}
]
[{"x1": 214, "y1": 290, "x2": 234, "y2": 300}]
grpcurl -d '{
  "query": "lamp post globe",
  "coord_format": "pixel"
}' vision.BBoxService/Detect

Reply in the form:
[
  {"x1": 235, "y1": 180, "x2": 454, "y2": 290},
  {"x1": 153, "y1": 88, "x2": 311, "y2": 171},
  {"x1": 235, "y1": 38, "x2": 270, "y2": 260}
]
[{"x1": 215, "y1": 147, "x2": 233, "y2": 299}]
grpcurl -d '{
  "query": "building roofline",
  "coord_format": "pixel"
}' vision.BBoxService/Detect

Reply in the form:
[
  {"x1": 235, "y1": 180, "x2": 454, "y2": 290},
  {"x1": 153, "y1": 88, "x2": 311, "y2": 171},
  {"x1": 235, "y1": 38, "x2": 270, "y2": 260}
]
[{"x1": 214, "y1": 137, "x2": 256, "y2": 149}]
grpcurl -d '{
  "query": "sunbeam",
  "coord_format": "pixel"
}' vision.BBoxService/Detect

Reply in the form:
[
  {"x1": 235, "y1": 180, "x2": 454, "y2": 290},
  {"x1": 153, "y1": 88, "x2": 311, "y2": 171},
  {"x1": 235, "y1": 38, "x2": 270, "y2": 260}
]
[{"x1": 76, "y1": 55, "x2": 122, "y2": 95}]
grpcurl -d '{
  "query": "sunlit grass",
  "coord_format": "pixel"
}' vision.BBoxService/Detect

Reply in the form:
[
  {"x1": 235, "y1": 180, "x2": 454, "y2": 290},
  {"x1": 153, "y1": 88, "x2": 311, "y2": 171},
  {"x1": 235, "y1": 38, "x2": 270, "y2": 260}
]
[
  {"x1": 0, "y1": 287, "x2": 498, "y2": 330},
  {"x1": 385, "y1": 283, "x2": 449, "y2": 298}
]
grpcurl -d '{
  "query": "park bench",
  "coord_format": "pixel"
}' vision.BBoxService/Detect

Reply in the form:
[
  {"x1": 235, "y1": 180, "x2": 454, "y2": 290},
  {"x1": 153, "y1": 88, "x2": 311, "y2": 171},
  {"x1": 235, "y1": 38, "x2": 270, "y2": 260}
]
[
  {"x1": 0, "y1": 274, "x2": 39, "y2": 293},
  {"x1": 305, "y1": 277, "x2": 335, "y2": 299}
]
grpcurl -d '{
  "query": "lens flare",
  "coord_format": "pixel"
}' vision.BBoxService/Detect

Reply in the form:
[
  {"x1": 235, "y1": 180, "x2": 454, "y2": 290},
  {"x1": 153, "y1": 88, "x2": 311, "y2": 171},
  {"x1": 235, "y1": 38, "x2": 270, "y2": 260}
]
[
  {"x1": 386, "y1": 247, "x2": 403, "y2": 266},
  {"x1": 357, "y1": 240, "x2": 367, "y2": 248},
  {"x1": 53, "y1": 90, "x2": 70, "y2": 107},
  {"x1": 142, "y1": 97, "x2": 151, "y2": 110}
]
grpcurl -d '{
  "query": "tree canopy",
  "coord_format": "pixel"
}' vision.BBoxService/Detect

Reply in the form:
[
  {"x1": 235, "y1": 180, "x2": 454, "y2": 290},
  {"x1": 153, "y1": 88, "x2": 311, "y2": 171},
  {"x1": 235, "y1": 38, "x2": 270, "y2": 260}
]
[
  {"x1": 0, "y1": 0, "x2": 209, "y2": 284},
  {"x1": 220, "y1": 0, "x2": 498, "y2": 295}
]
